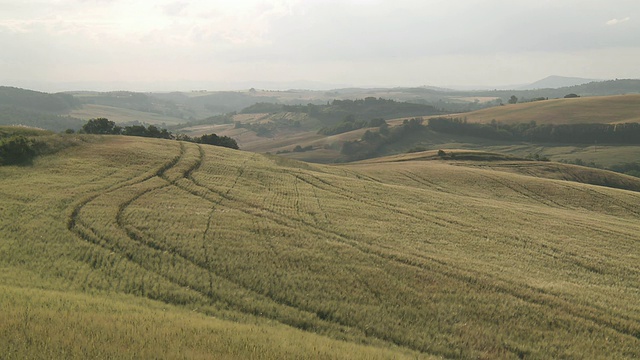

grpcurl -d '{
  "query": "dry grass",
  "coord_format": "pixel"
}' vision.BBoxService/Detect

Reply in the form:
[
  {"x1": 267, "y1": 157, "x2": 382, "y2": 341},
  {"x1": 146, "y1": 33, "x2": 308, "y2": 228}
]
[
  {"x1": 449, "y1": 94, "x2": 640, "y2": 125},
  {"x1": 1, "y1": 135, "x2": 639, "y2": 358},
  {"x1": 69, "y1": 104, "x2": 184, "y2": 125},
  {"x1": 0, "y1": 285, "x2": 419, "y2": 360}
]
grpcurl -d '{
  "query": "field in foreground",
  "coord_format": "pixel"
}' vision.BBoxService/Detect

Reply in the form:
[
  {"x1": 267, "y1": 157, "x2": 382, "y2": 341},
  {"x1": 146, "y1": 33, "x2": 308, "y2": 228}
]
[{"x1": 1, "y1": 135, "x2": 639, "y2": 359}]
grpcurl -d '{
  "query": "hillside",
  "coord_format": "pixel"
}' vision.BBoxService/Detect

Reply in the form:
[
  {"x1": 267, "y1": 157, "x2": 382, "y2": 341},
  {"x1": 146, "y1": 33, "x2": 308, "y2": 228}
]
[
  {"x1": 0, "y1": 87, "x2": 85, "y2": 131},
  {"x1": 1, "y1": 134, "x2": 639, "y2": 358},
  {"x1": 69, "y1": 104, "x2": 186, "y2": 126},
  {"x1": 518, "y1": 76, "x2": 600, "y2": 90},
  {"x1": 453, "y1": 94, "x2": 640, "y2": 125},
  {"x1": 356, "y1": 149, "x2": 640, "y2": 192},
  {"x1": 0, "y1": 86, "x2": 79, "y2": 113}
]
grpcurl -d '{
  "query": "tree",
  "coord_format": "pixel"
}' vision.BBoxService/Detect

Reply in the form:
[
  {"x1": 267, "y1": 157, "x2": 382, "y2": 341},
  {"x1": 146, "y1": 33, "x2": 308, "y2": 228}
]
[
  {"x1": 508, "y1": 95, "x2": 518, "y2": 104},
  {"x1": 564, "y1": 93, "x2": 580, "y2": 98},
  {"x1": 369, "y1": 118, "x2": 386, "y2": 127},
  {"x1": 0, "y1": 135, "x2": 36, "y2": 165},
  {"x1": 122, "y1": 124, "x2": 173, "y2": 139},
  {"x1": 362, "y1": 130, "x2": 380, "y2": 142},
  {"x1": 82, "y1": 118, "x2": 121, "y2": 134},
  {"x1": 379, "y1": 122, "x2": 390, "y2": 136},
  {"x1": 196, "y1": 133, "x2": 239, "y2": 150},
  {"x1": 122, "y1": 125, "x2": 148, "y2": 137}
]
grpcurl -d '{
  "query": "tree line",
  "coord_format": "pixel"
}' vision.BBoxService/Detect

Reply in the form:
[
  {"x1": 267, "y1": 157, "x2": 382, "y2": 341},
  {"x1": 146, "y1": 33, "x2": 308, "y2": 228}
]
[
  {"x1": 427, "y1": 117, "x2": 640, "y2": 144},
  {"x1": 318, "y1": 116, "x2": 386, "y2": 136},
  {"x1": 80, "y1": 118, "x2": 239, "y2": 149},
  {"x1": 340, "y1": 118, "x2": 425, "y2": 160},
  {"x1": 241, "y1": 97, "x2": 440, "y2": 124}
]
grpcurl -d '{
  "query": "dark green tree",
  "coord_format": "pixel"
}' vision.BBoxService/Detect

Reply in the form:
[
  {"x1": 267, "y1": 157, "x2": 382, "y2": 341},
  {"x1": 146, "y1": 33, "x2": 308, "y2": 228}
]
[
  {"x1": 196, "y1": 133, "x2": 239, "y2": 150},
  {"x1": 369, "y1": 118, "x2": 386, "y2": 127},
  {"x1": 82, "y1": 118, "x2": 121, "y2": 134},
  {"x1": 122, "y1": 125, "x2": 148, "y2": 137},
  {"x1": 508, "y1": 95, "x2": 518, "y2": 104},
  {"x1": 0, "y1": 136, "x2": 36, "y2": 165}
]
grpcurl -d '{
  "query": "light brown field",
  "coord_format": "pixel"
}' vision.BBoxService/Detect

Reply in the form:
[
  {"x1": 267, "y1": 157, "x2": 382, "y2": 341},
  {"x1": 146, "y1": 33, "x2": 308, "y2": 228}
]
[
  {"x1": 448, "y1": 94, "x2": 640, "y2": 125},
  {"x1": 1, "y1": 135, "x2": 639, "y2": 358},
  {"x1": 69, "y1": 104, "x2": 185, "y2": 125}
]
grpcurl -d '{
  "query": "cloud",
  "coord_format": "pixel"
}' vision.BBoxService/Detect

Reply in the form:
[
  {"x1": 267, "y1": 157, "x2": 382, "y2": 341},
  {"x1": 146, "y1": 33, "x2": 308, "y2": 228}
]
[{"x1": 606, "y1": 17, "x2": 631, "y2": 25}]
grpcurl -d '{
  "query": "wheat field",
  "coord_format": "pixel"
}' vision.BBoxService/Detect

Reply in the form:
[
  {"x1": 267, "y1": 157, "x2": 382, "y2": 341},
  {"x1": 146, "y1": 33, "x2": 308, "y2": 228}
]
[
  {"x1": 450, "y1": 94, "x2": 640, "y2": 125},
  {"x1": 1, "y1": 135, "x2": 639, "y2": 359}
]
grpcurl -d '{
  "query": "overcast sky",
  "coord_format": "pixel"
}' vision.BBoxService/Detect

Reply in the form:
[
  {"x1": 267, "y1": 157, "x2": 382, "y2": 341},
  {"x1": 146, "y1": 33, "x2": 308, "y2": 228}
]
[{"x1": 1, "y1": 0, "x2": 639, "y2": 91}]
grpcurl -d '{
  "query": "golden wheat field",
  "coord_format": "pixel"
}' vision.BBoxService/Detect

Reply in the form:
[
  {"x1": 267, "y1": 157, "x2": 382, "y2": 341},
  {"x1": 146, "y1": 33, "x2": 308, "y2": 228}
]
[
  {"x1": 1, "y1": 135, "x2": 639, "y2": 359},
  {"x1": 450, "y1": 94, "x2": 640, "y2": 125}
]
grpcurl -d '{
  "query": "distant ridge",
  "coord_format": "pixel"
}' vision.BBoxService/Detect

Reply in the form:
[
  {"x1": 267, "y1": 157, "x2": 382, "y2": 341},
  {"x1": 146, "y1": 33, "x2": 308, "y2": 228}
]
[{"x1": 519, "y1": 75, "x2": 600, "y2": 90}]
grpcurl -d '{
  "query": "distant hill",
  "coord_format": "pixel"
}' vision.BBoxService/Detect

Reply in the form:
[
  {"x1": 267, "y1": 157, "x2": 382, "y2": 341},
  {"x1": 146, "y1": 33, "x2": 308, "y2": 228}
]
[
  {"x1": 0, "y1": 87, "x2": 85, "y2": 131},
  {"x1": 518, "y1": 76, "x2": 600, "y2": 90},
  {"x1": 4, "y1": 80, "x2": 640, "y2": 133},
  {"x1": 451, "y1": 94, "x2": 640, "y2": 125},
  {"x1": 151, "y1": 91, "x2": 280, "y2": 119},
  {"x1": 0, "y1": 86, "x2": 79, "y2": 113}
]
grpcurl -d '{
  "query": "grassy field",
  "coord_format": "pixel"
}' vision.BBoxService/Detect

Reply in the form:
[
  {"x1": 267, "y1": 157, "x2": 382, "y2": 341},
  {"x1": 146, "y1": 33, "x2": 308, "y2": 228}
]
[
  {"x1": 1, "y1": 134, "x2": 639, "y2": 358},
  {"x1": 450, "y1": 94, "x2": 640, "y2": 125},
  {"x1": 69, "y1": 104, "x2": 185, "y2": 126}
]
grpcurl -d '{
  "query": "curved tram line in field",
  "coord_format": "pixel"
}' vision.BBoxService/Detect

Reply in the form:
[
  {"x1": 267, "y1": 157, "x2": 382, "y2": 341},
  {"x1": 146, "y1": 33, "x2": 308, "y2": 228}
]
[
  {"x1": 65, "y1": 143, "x2": 640, "y2": 355},
  {"x1": 176, "y1": 151, "x2": 640, "y2": 348},
  {"x1": 66, "y1": 143, "x2": 374, "y2": 351},
  {"x1": 66, "y1": 143, "x2": 214, "y2": 299}
]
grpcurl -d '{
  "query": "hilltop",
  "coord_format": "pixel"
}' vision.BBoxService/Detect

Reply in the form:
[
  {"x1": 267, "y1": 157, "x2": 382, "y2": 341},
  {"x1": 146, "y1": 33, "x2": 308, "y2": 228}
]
[
  {"x1": 518, "y1": 75, "x2": 600, "y2": 90},
  {"x1": 1, "y1": 133, "x2": 639, "y2": 358}
]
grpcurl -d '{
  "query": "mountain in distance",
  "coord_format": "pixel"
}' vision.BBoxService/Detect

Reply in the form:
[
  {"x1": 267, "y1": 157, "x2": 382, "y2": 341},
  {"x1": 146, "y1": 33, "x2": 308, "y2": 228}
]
[{"x1": 518, "y1": 75, "x2": 601, "y2": 90}]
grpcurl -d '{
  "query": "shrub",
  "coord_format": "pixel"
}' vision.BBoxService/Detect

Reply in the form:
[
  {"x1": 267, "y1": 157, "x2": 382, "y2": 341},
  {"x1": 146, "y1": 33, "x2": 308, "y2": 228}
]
[
  {"x1": 0, "y1": 135, "x2": 36, "y2": 165},
  {"x1": 195, "y1": 133, "x2": 239, "y2": 150}
]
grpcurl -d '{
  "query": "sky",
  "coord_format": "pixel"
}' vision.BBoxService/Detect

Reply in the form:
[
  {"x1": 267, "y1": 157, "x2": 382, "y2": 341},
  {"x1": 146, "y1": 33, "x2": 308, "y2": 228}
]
[{"x1": 1, "y1": 0, "x2": 639, "y2": 91}]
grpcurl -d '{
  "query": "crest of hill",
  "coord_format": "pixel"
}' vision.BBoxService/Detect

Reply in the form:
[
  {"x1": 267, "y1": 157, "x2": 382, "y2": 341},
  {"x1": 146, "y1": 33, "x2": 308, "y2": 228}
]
[
  {"x1": 0, "y1": 86, "x2": 79, "y2": 113},
  {"x1": 518, "y1": 75, "x2": 600, "y2": 90},
  {"x1": 454, "y1": 94, "x2": 640, "y2": 125}
]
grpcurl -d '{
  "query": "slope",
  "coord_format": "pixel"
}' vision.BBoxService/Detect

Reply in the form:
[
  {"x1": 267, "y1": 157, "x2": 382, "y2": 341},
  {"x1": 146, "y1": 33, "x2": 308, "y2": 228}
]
[
  {"x1": 455, "y1": 94, "x2": 640, "y2": 125},
  {"x1": 355, "y1": 149, "x2": 640, "y2": 192},
  {"x1": 1, "y1": 135, "x2": 639, "y2": 359},
  {"x1": 69, "y1": 104, "x2": 185, "y2": 126},
  {"x1": 518, "y1": 76, "x2": 599, "y2": 90}
]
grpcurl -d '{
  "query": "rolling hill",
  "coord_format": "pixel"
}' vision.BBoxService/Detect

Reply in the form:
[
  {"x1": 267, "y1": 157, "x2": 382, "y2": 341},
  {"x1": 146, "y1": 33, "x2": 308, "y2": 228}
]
[
  {"x1": 518, "y1": 76, "x2": 600, "y2": 90},
  {"x1": 1, "y1": 133, "x2": 639, "y2": 358},
  {"x1": 452, "y1": 94, "x2": 640, "y2": 125}
]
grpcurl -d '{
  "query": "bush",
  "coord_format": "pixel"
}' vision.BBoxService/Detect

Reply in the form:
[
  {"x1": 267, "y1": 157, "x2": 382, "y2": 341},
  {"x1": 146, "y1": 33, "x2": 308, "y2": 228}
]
[
  {"x1": 194, "y1": 133, "x2": 239, "y2": 150},
  {"x1": 0, "y1": 135, "x2": 36, "y2": 165}
]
